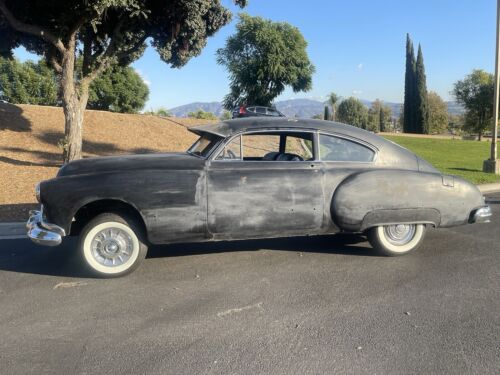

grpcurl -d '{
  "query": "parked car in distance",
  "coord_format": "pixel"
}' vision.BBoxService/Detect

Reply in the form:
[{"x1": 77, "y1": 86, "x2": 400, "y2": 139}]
[
  {"x1": 232, "y1": 105, "x2": 285, "y2": 119},
  {"x1": 27, "y1": 118, "x2": 492, "y2": 277}
]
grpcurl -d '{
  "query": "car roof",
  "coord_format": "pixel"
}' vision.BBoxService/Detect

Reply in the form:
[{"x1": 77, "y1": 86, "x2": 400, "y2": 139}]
[{"x1": 190, "y1": 117, "x2": 385, "y2": 148}]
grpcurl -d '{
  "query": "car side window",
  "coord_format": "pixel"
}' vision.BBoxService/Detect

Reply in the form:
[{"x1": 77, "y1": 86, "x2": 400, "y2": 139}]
[
  {"x1": 285, "y1": 135, "x2": 313, "y2": 160},
  {"x1": 215, "y1": 135, "x2": 242, "y2": 160},
  {"x1": 255, "y1": 107, "x2": 266, "y2": 114},
  {"x1": 320, "y1": 134, "x2": 374, "y2": 162},
  {"x1": 243, "y1": 134, "x2": 280, "y2": 158},
  {"x1": 242, "y1": 132, "x2": 314, "y2": 161}
]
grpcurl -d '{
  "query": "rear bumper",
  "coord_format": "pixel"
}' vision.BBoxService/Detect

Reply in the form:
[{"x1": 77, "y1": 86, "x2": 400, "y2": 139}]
[
  {"x1": 26, "y1": 208, "x2": 65, "y2": 246},
  {"x1": 469, "y1": 206, "x2": 492, "y2": 224}
]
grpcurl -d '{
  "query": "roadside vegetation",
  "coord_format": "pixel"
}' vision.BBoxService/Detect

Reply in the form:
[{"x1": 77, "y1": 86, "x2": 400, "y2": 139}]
[
  {"x1": 187, "y1": 109, "x2": 218, "y2": 120},
  {"x1": 385, "y1": 135, "x2": 500, "y2": 184},
  {"x1": 0, "y1": 56, "x2": 149, "y2": 113}
]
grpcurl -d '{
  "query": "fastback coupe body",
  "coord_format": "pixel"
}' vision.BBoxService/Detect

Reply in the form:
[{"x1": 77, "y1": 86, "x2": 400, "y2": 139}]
[{"x1": 27, "y1": 118, "x2": 491, "y2": 277}]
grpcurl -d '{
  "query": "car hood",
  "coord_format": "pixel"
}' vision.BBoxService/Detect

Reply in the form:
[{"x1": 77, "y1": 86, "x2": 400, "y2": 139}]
[{"x1": 57, "y1": 153, "x2": 206, "y2": 177}]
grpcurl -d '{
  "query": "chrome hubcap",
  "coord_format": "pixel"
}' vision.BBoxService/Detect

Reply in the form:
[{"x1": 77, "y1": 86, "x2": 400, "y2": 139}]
[
  {"x1": 383, "y1": 224, "x2": 416, "y2": 245},
  {"x1": 90, "y1": 227, "x2": 133, "y2": 267}
]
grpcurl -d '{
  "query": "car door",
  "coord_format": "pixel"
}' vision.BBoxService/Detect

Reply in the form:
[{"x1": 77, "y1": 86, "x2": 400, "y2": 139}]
[{"x1": 206, "y1": 131, "x2": 324, "y2": 240}]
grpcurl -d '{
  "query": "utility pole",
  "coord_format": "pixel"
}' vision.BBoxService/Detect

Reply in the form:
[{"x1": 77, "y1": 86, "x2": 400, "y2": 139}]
[{"x1": 484, "y1": 0, "x2": 500, "y2": 174}]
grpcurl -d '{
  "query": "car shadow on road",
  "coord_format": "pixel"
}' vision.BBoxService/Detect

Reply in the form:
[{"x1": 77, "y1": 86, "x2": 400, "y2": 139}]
[
  {"x1": 148, "y1": 233, "x2": 373, "y2": 259},
  {"x1": 0, "y1": 237, "x2": 92, "y2": 278},
  {"x1": 0, "y1": 234, "x2": 373, "y2": 278}
]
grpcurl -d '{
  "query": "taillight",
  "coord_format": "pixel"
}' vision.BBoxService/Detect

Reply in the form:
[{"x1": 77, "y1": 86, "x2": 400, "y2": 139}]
[{"x1": 239, "y1": 106, "x2": 246, "y2": 114}]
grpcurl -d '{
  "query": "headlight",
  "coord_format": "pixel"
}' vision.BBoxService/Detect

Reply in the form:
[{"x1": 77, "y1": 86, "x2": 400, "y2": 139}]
[{"x1": 35, "y1": 183, "x2": 41, "y2": 203}]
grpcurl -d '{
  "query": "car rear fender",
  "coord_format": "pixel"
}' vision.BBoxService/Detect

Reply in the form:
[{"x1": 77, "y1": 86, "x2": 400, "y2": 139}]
[{"x1": 330, "y1": 169, "x2": 484, "y2": 232}]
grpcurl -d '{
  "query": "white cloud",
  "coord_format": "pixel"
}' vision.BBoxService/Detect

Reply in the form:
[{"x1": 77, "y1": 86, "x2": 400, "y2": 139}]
[
  {"x1": 352, "y1": 90, "x2": 363, "y2": 96},
  {"x1": 134, "y1": 68, "x2": 151, "y2": 87},
  {"x1": 357, "y1": 63, "x2": 363, "y2": 70}
]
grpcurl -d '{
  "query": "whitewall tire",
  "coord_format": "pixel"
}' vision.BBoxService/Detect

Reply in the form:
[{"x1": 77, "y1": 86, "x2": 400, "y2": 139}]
[
  {"x1": 78, "y1": 213, "x2": 147, "y2": 277},
  {"x1": 367, "y1": 224, "x2": 426, "y2": 256}
]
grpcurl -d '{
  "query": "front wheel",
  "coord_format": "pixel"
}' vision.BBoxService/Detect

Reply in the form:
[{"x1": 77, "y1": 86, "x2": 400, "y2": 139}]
[
  {"x1": 78, "y1": 213, "x2": 148, "y2": 277},
  {"x1": 367, "y1": 224, "x2": 426, "y2": 256}
]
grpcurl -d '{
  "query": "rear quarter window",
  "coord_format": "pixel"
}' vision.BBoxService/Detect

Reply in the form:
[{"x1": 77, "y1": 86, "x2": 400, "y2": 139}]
[{"x1": 320, "y1": 134, "x2": 375, "y2": 162}]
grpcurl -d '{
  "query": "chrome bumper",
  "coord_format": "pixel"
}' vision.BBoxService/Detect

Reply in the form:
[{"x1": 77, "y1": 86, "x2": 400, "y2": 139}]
[
  {"x1": 470, "y1": 206, "x2": 492, "y2": 224},
  {"x1": 26, "y1": 209, "x2": 66, "y2": 246}
]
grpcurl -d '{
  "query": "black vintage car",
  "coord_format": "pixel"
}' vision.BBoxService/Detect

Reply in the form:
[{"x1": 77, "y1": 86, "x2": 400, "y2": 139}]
[{"x1": 27, "y1": 118, "x2": 491, "y2": 277}]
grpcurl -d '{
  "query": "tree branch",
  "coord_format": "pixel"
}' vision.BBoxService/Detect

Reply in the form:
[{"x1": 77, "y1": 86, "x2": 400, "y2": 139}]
[
  {"x1": 49, "y1": 55, "x2": 63, "y2": 73},
  {"x1": 0, "y1": 0, "x2": 66, "y2": 54}
]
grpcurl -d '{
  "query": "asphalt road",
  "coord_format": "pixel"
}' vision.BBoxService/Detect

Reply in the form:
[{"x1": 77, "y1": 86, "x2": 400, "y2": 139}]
[{"x1": 0, "y1": 193, "x2": 499, "y2": 375}]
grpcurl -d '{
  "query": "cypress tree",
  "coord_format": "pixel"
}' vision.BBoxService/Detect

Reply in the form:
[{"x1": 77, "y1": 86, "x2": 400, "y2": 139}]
[
  {"x1": 403, "y1": 34, "x2": 417, "y2": 133},
  {"x1": 415, "y1": 44, "x2": 429, "y2": 134},
  {"x1": 324, "y1": 105, "x2": 331, "y2": 121},
  {"x1": 379, "y1": 105, "x2": 386, "y2": 132}
]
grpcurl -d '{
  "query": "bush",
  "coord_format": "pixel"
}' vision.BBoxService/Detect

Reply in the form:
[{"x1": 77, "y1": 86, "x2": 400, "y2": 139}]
[{"x1": 188, "y1": 109, "x2": 218, "y2": 120}]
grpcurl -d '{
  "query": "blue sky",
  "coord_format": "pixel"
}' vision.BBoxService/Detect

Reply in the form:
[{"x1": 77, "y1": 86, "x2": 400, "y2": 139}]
[{"x1": 14, "y1": 0, "x2": 497, "y2": 109}]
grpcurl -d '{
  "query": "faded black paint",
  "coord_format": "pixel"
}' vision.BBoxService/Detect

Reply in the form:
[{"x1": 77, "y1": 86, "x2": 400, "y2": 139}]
[{"x1": 37, "y1": 118, "x2": 488, "y2": 245}]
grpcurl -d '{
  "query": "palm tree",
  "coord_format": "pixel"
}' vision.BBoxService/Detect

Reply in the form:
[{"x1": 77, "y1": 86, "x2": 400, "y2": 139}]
[{"x1": 328, "y1": 92, "x2": 340, "y2": 121}]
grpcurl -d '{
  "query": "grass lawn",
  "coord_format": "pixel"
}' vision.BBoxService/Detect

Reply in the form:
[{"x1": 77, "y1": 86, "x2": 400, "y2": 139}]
[{"x1": 384, "y1": 135, "x2": 500, "y2": 185}]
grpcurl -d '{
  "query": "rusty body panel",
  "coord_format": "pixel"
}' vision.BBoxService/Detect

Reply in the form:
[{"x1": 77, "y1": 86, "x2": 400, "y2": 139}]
[{"x1": 36, "y1": 118, "x2": 489, "y2": 245}]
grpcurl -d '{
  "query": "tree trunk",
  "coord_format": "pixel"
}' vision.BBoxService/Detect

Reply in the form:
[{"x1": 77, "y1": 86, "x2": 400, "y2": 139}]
[
  {"x1": 60, "y1": 41, "x2": 89, "y2": 163},
  {"x1": 62, "y1": 94, "x2": 88, "y2": 162}
]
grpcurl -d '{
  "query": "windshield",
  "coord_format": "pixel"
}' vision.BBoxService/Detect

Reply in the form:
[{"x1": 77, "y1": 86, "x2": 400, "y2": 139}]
[{"x1": 187, "y1": 133, "x2": 223, "y2": 158}]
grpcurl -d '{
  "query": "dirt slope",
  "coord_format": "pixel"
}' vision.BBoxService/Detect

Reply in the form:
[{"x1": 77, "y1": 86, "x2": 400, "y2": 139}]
[{"x1": 0, "y1": 103, "x2": 211, "y2": 221}]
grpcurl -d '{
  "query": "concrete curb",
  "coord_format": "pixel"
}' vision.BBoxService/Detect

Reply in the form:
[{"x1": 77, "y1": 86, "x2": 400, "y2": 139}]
[
  {"x1": 0, "y1": 222, "x2": 26, "y2": 239},
  {"x1": 478, "y1": 182, "x2": 500, "y2": 194}
]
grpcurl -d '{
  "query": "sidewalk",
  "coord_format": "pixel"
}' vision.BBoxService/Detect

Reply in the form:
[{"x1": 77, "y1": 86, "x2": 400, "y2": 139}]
[{"x1": 0, "y1": 222, "x2": 26, "y2": 240}]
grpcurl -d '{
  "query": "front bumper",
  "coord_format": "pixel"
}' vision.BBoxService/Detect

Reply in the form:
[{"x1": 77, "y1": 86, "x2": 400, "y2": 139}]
[
  {"x1": 469, "y1": 206, "x2": 492, "y2": 224},
  {"x1": 26, "y1": 208, "x2": 66, "y2": 246}
]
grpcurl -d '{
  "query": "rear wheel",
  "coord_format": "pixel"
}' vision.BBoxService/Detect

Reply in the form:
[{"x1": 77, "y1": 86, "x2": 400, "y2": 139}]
[
  {"x1": 367, "y1": 224, "x2": 426, "y2": 256},
  {"x1": 78, "y1": 213, "x2": 147, "y2": 277}
]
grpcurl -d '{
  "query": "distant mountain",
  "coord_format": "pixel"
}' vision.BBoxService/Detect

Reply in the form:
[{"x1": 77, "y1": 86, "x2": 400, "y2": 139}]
[
  {"x1": 168, "y1": 98, "x2": 465, "y2": 119},
  {"x1": 274, "y1": 99, "x2": 325, "y2": 118},
  {"x1": 168, "y1": 101, "x2": 224, "y2": 117},
  {"x1": 446, "y1": 101, "x2": 465, "y2": 116}
]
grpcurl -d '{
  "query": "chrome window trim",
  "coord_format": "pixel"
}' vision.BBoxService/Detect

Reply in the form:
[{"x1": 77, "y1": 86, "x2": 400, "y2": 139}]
[{"x1": 210, "y1": 129, "x2": 319, "y2": 162}]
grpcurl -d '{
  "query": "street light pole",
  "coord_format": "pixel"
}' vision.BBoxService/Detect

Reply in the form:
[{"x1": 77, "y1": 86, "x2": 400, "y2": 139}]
[{"x1": 484, "y1": 0, "x2": 500, "y2": 173}]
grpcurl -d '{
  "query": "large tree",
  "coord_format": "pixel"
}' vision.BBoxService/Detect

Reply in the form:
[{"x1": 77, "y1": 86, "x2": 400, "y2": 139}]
[
  {"x1": 217, "y1": 13, "x2": 315, "y2": 109},
  {"x1": 337, "y1": 97, "x2": 368, "y2": 129},
  {"x1": 367, "y1": 99, "x2": 392, "y2": 132},
  {"x1": 403, "y1": 33, "x2": 416, "y2": 133},
  {"x1": 0, "y1": 56, "x2": 58, "y2": 105},
  {"x1": 427, "y1": 91, "x2": 448, "y2": 134},
  {"x1": 415, "y1": 44, "x2": 429, "y2": 133},
  {"x1": 87, "y1": 65, "x2": 149, "y2": 113},
  {"x1": 379, "y1": 103, "x2": 392, "y2": 132},
  {"x1": 453, "y1": 69, "x2": 494, "y2": 140},
  {"x1": 0, "y1": 0, "x2": 246, "y2": 162}
]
